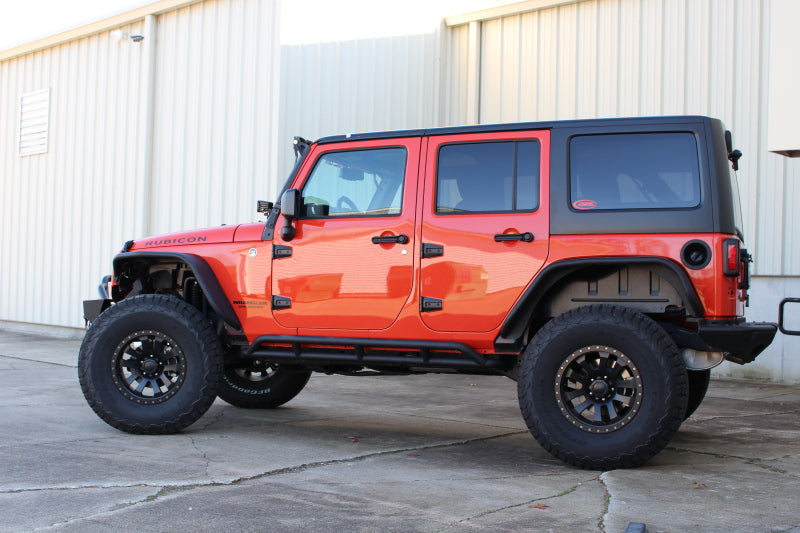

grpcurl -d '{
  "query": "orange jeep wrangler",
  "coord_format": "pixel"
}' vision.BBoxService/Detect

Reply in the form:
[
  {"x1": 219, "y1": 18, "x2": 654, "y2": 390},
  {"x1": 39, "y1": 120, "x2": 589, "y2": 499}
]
[{"x1": 80, "y1": 116, "x2": 777, "y2": 469}]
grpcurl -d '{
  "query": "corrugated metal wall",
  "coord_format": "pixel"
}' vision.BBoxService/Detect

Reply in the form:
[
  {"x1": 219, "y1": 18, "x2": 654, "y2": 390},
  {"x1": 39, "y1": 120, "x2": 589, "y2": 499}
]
[
  {"x1": 444, "y1": 0, "x2": 799, "y2": 382},
  {"x1": 446, "y1": 0, "x2": 800, "y2": 277},
  {"x1": 150, "y1": 0, "x2": 280, "y2": 235},
  {"x1": 0, "y1": 21, "x2": 148, "y2": 330},
  {"x1": 277, "y1": 32, "x2": 442, "y2": 180},
  {"x1": 0, "y1": 0, "x2": 280, "y2": 330}
]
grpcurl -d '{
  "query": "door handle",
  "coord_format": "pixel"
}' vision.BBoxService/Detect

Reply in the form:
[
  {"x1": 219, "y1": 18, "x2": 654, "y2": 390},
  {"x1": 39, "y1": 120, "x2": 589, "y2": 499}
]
[
  {"x1": 372, "y1": 234, "x2": 409, "y2": 244},
  {"x1": 494, "y1": 232, "x2": 534, "y2": 242}
]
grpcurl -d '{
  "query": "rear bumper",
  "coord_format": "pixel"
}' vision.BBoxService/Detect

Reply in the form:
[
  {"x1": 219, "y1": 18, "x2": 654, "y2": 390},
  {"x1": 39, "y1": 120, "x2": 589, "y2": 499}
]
[{"x1": 697, "y1": 321, "x2": 777, "y2": 365}]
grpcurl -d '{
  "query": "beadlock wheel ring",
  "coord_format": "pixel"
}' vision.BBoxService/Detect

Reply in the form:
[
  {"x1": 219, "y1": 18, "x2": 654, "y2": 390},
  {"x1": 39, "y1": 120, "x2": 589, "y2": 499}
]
[
  {"x1": 555, "y1": 345, "x2": 643, "y2": 434},
  {"x1": 111, "y1": 330, "x2": 187, "y2": 405}
]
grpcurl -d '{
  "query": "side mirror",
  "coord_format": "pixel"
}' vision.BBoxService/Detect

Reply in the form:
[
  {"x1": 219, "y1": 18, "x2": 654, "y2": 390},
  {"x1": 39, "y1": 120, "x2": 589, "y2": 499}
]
[
  {"x1": 280, "y1": 189, "x2": 301, "y2": 219},
  {"x1": 279, "y1": 189, "x2": 301, "y2": 241}
]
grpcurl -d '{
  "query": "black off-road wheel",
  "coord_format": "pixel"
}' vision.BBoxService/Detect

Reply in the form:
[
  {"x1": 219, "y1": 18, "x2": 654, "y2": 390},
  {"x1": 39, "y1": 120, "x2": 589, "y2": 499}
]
[
  {"x1": 517, "y1": 305, "x2": 688, "y2": 470},
  {"x1": 217, "y1": 361, "x2": 311, "y2": 409},
  {"x1": 684, "y1": 369, "x2": 711, "y2": 419},
  {"x1": 78, "y1": 294, "x2": 223, "y2": 434}
]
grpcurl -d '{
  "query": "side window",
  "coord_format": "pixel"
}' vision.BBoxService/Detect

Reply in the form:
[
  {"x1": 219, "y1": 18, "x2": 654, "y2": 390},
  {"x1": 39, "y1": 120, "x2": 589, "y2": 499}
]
[
  {"x1": 569, "y1": 133, "x2": 701, "y2": 211},
  {"x1": 302, "y1": 147, "x2": 407, "y2": 217},
  {"x1": 436, "y1": 141, "x2": 540, "y2": 214}
]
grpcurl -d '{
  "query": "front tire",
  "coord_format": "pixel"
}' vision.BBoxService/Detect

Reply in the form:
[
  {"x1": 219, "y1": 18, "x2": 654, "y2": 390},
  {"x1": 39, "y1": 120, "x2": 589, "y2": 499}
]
[
  {"x1": 78, "y1": 294, "x2": 223, "y2": 434},
  {"x1": 517, "y1": 305, "x2": 688, "y2": 470}
]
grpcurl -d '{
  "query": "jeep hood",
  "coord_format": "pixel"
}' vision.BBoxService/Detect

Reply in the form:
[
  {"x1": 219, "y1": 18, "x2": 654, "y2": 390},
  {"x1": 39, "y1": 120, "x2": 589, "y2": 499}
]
[{"x1": 128, "y1": 226, "x2": 239, "y2": 250}]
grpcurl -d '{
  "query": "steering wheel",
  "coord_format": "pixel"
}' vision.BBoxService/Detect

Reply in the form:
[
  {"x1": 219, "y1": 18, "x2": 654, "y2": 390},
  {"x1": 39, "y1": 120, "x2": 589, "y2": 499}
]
[{"x1": 336, "y1": 196, "x2": 358, "y2": 213}]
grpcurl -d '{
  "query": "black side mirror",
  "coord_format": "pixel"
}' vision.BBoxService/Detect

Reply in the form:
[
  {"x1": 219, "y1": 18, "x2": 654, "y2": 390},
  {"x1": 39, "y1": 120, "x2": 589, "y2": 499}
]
[
  {"x1": 280, "y1": 189, "x2": 301, "y2": 219},
  {"x1": 279, "y1": 189, "x2": 301, "y2": 240}
]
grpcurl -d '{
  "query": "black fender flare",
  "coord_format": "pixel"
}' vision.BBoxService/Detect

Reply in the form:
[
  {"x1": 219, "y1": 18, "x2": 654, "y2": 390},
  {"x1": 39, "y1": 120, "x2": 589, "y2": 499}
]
[
  {"x1": 495, "y1": 257, "x2": 703, "y2": 352},
  {"x1": 112, "y1": 251, "x2": 242, "y2": 330}
]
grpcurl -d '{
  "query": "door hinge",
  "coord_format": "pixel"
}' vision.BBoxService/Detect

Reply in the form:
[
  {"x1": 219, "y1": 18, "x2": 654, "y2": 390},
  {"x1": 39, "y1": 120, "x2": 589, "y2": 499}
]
[
  {"x1": 421, "y1": 243, "x2": 444, "y2": 258},
  {"x1": 273, "y1": 245, "x2": 292, "y2": 259},
  {"x1": 272, "y1": 296, "x2": 292, "y2": 309},
  {"x1": 420, "y1": 297, "x2": 443, "y2": 312}
]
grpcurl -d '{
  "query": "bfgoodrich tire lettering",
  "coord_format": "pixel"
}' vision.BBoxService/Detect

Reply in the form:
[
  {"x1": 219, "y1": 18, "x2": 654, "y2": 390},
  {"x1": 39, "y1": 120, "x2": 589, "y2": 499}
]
[
  {"x1": 78, "y1": 294, "x2": 223, "y2": 434},
  {"x1": 517, "y1": 305, "x2": 688, "y2": 470},
  {"x1": 217, "y1": 362, "x2": 311, "y2": 409}
]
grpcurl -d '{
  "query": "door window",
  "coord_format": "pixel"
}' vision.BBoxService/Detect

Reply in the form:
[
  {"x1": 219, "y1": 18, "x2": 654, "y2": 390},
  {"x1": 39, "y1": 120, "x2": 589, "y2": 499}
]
[
  {"x1": 301, "y1": 147, "x2": 407, "y2": 217},
  {"x1": 436, "y1": 141, "x2": 540, "y2": 214}
]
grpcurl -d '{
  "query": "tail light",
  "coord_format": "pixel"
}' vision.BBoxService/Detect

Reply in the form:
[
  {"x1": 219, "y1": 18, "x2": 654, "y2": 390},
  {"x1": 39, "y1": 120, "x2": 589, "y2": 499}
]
[{"x1": 723, "y1": 238, "x2": 740, "y2": 277}]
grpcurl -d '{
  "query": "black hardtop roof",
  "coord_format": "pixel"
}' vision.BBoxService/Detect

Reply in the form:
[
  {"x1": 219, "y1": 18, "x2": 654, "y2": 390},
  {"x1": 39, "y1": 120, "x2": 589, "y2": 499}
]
[{"x1": 315, "y1": 115, "x2": 714, "y2": 144}]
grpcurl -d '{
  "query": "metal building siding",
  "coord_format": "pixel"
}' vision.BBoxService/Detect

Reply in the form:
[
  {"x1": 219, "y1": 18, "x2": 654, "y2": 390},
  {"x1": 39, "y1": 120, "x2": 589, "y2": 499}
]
[
  {"x1": 448, "y1": 0, "x2": 799, "y2": 276},
  {"x1": 441, "y1": 25, "x2": 463, "y2": 125},
  {"x1": 149, "y1": 0, "x2": 280, "y2": 235},
  {"x1": 1, "y1": 0, "x2": 281, "y2": 329},
  {"x1": 277, "y1": 32, "x2": 442, "y2": 181},
  {"x1": 0, "y1": 22, "x2": 148, "y2": 328}
]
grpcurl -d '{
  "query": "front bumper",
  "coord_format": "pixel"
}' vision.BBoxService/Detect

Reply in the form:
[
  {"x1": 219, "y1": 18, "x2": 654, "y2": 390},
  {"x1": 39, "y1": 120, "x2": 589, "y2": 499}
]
[
  {"x1": 697, "y1": 320, "x2": 778, "y2": 365},
  {"x1": 83, "y1": 299, "x2": 112, "y2": 325}
]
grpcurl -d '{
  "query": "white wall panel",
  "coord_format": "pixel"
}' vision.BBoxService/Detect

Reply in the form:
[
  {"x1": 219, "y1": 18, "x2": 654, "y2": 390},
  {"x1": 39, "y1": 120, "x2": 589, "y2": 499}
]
[
  {"x1": 441, "y1": 23, "x2": 472, "y2": 126},
  {"x1": 0, "y1": 21, "x2": 147, "y2": 330},
  {"x1": 444, "y1": 0, "x2": 800, "y2": 382},
  {"x1": 150, "y1": 0, "x2": 280, "y2": 235},
  {"x1": 277, "y1": 32, "x2": 442, "y2": 181},
  {"x1": 1, "y1": 0, "x2": 281, "y2": 330},
  {"x1": 447, "y1": 0, "x2": 800, "y2": 278}
]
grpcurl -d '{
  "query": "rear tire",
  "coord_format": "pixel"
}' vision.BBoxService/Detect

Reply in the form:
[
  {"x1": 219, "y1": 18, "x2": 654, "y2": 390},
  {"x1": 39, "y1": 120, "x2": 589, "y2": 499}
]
[
  {"x1": 217, "y1": 362, "x2": 311, "y2": 408},
  {"x1": 517, "y1": 305, "x2": 688, "y2": 470},
  {"x1": 684, "y1": 369, "x2": 711, "y2": 419},
  {"x1": 78, "y1": 294, "x2": 223, "y2": 434}
]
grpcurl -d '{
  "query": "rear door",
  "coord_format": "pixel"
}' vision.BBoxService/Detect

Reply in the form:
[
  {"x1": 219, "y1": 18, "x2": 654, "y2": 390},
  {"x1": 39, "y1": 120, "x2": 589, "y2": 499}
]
[
  {"x1": 271, "y1": 138, "x2": 420, "y2": 330},
  {"x1": 419, "y1": 131, "x2": 550, "y2": 332}
]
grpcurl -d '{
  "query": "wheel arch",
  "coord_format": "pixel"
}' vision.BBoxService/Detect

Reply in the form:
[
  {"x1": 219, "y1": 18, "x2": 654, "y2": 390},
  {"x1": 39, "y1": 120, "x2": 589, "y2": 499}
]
[
  {"x1": 495, "y1": 257, "x2": 704, "y2": 352},
  {"x1": 112, "y1": 251, "x2": 242, "y2": 330}
]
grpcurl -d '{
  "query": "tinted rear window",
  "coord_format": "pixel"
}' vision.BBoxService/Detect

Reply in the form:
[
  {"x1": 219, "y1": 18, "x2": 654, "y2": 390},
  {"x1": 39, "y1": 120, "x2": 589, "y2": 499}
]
[{"x1": 569, "y1": 133, "x2": 701, "y2": 211}]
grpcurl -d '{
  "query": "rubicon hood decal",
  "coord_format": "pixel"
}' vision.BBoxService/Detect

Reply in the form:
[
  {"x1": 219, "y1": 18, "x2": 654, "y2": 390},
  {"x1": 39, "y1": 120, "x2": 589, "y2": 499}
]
[{"x1": 131, "y1": 226, "x2": 239, "y2": 250}]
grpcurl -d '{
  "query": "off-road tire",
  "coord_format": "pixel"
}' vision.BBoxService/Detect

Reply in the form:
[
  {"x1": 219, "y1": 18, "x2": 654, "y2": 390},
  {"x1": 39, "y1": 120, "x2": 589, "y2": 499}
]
[
  {"x1": 517, "y1": 305, "x2": 688, "y2": 470},
  {"x1": 218, "y1": 363, "x2": 311, "y2": 408},
  {"x1": 684, "y1": 369, "x2": 711, "y2": 419},
  {"x1": 78, "y1": 294, "x2": 223, "y2": 434}
]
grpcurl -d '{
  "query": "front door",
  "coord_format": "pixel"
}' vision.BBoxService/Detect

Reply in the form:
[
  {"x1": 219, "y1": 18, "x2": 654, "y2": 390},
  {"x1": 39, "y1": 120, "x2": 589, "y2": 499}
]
[
  {"x1": 419, "y1": 131, "x2": 550, "y2": 332},
  {"x1": 271, "y1": 138, "x2": 420, "y2": 330}
]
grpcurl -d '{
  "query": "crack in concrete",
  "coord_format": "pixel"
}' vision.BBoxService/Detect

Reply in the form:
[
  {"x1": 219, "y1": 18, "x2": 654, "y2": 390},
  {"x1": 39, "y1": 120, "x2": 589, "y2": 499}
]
[
  {"x1": 0, "y1": 353, "x2": 76, "y2": 368},
  {"x1": 597, "y1": 473, "x2": 611, "y2": 533},
  {"x1": 438, "y1": 478, "x2": 594, "y2": 531},
  {"x1": 230, "y1": 430, "x2": 530, "y2": 486},
  {"x1": 281, "y1": 470, "x2": 575, "y2": 488},
  {"x1": 687, "y1": 408, "x2": 800, "y2": 422},
  {"x1": 665, "y1": 446, "x2": 800, "y2": 469},
  {"x1": 1, "y1": 484, "x2": 164, "y2": 495},
  {"x1": 366, "y1": 407, "x2": 524, "y2": 431},
  {"x1": 10, "y1": 430, "x2": 529, "y2": 524},
  {"x1": 32, "y1": 487, "x2": 164, "y2": 532},
  {"x1": 771, "y1": 525, "x2": 800, "y2": 533},
  {"x1": 187, "y1": 435, "x2": 212, "y2": 481}
]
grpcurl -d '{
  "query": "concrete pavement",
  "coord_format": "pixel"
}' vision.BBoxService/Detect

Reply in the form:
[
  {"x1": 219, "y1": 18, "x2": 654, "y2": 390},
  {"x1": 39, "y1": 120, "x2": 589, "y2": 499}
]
[{"x1": 0, "y1": 329, "x2": 799, "y2": 532}]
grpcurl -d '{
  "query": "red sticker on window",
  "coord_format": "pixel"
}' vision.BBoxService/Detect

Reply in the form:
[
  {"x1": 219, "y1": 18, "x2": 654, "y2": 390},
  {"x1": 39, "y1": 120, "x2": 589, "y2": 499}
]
[{"x1": 572, "y1": 199, "x2": 597, "y2": 210}]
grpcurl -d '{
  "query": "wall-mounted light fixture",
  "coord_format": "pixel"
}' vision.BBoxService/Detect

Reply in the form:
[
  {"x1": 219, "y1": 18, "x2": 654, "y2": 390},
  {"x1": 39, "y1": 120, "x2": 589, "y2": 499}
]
[{"x1": 111, "y1": 29, "x2": 144, "y2": 42}]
